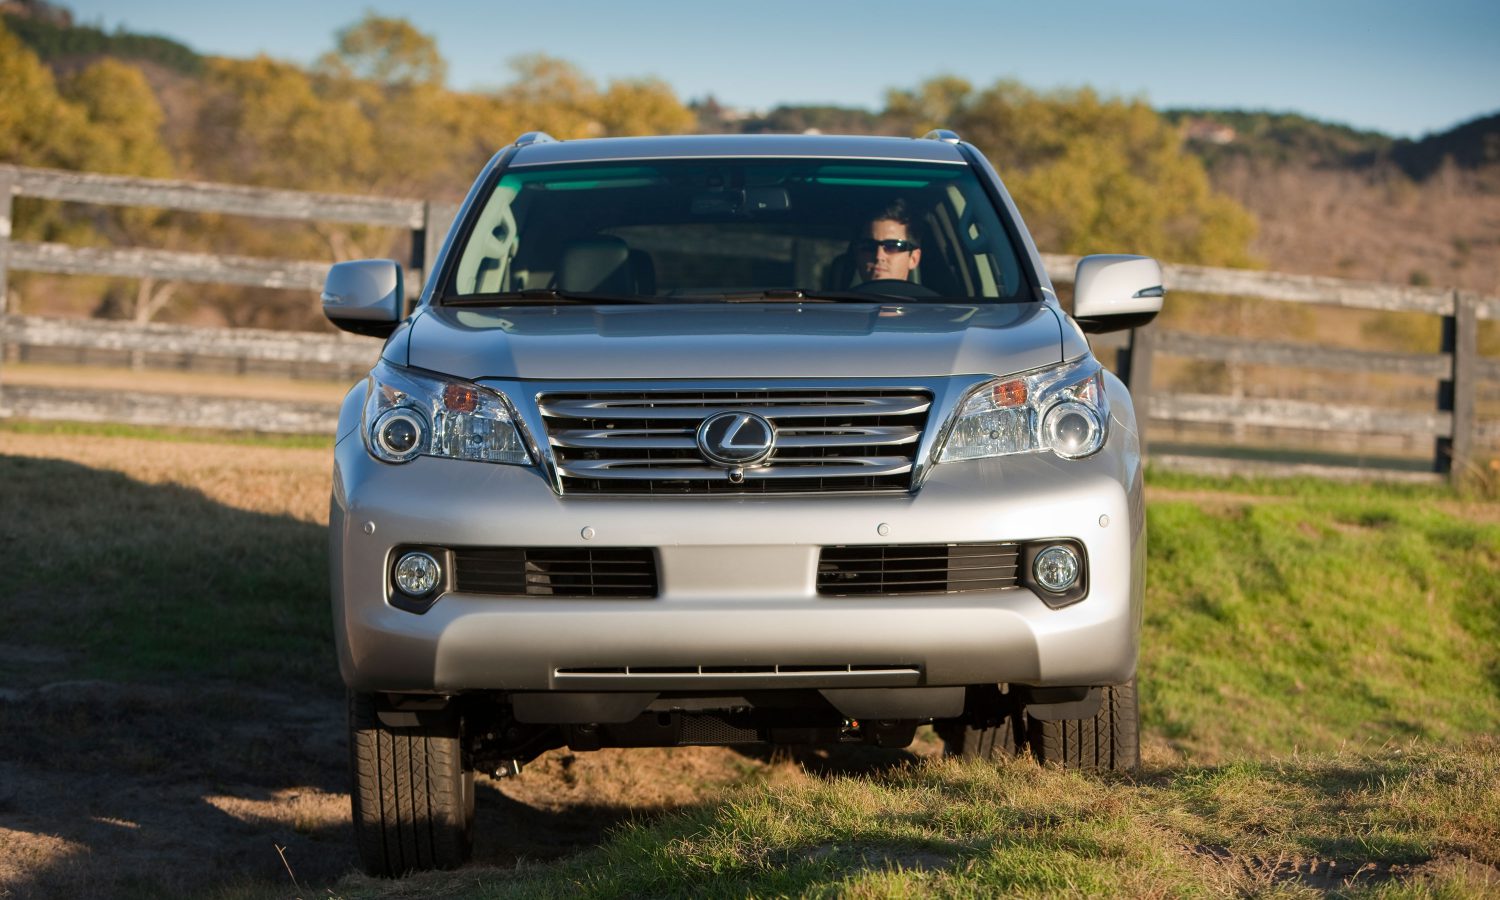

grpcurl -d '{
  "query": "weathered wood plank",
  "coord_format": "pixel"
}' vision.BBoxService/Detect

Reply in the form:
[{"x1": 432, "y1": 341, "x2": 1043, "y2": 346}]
[
  {"x1": 419, "y1": 201, "x2": 463, "y2": 299},
  {"x1": 1449, "y1": 292, "x2": 1479, "y2": 475},
  {"x1": 1153, "y1": 330, "x2": 1453, "y2": 378},
  {"x1": 1085, "y1": 330, "x2": 1129, "y2": 352},
  {"x1": 1152, "y1": 453, "x2": 1444, "y2": 484},
  {"x1": 10, "y1": 241, "x2": 330, "y2": 291},
  {"x1": 1149, "y1": 393, "x2": 1452, "y2": 437},
  {"x1": 0, "y1": 384, "x2": 339, "y2": 434},
  {"x1": 0, "y1": 170, "x2": 12, "y2": 319},
  {"x1": 0, "y1": 164, "x2": 424, "y2": 228},
  {"x1": 1125, "y1": 326, "x2": 1155, "y2": 455},
  {"x1": 1042, "y1": 252, "x2": 1498, "y2": 316},
  {"x1": 0, "y1": 170, "x2": 12, "y2": 406},
  {"x1": 3, "y1": 314, "x2": 381, "y2": 365}
]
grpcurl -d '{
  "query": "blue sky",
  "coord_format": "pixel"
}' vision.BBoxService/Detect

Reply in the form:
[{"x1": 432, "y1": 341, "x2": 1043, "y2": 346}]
[{"x1": 62, "y1": 0, "x2": 1500, "y2": 138}]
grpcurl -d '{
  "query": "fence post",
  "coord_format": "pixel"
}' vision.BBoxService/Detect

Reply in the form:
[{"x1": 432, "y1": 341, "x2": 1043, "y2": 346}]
[
  {"x1": 1441, "y1": 290, "x2": 1479, "y2": 482},
  {"x1": 425, "y1": 202, "x2": 445, "y2": 288},
  {"x1": 0, "y1": 169, "x2": 13, "y2": 412},
  {"x1": 1125, "y1": 324, "x2": 1155, "y2": 458}
]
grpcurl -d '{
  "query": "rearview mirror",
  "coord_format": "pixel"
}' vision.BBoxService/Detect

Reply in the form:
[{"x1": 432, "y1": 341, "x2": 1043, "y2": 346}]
[
  {"x1": 322, "y1": 259, "x2": 403, "y2": 338},
  {"x1": 1071, "y1": 255, "x2": 1164, "y2": 334}
]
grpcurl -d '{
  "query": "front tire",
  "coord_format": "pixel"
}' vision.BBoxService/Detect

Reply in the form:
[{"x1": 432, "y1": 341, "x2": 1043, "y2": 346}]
[
  {"x1": 1024, "y1": 679, "x2": 1140, "y2": 772},
  {"x1": 349, "y1": 692, "x2": 475, "y2": 877}
]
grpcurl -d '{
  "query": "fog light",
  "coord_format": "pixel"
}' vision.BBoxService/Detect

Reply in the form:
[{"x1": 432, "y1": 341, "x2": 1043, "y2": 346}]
[
  {"x1": 393, "y1": 551, "x2": 441, "y2": 596},
  {"x1": 1033, "y1": 545, "x2": 1080, "y2": 592}
]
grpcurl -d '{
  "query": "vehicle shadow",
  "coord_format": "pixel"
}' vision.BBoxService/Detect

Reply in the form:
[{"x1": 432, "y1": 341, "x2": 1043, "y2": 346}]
[
  {"x1": 0, "y1": 455, "x2": 657, "y2": 898},
  {"x1": 733, "y1": 740, "x2": 930, "y2": 777}
]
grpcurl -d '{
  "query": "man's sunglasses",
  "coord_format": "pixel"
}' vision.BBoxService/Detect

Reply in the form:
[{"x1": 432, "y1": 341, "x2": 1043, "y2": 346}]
[{"x1": 854, "y1": 238, "x2": 919, "y2": 254}]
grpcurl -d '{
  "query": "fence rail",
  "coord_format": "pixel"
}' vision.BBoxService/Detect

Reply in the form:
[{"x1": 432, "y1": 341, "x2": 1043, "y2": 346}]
[{"x1": 2, "y1": 165, "x2": 1497, "y2": 482}]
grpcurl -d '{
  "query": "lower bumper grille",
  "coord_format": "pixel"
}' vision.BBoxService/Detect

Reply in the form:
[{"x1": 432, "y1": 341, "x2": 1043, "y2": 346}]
[
  {"x1": 817, "y1": 542, "x2": 1021, "y2": 596},
  {"x1": 453, "y1": 547, "x2": 657, "y2": 598}
]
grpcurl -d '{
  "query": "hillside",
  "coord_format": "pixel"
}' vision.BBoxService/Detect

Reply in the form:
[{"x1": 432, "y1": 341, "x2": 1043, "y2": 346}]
[{"x1": 1164, "y1": 108, "x2": 1500, "y2": 294}]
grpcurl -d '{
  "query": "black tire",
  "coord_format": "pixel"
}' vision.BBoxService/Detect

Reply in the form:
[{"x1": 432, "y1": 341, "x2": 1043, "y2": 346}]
[
  {"x1": 937, "y1": 714, "x2": 1020, "y2": 760},
  {"x1": 349, "y1": 692, "x2": 475, "y2": 877},
  {"x1": 1023, "y1": 679, "x2": 1139, "y2": 772}
]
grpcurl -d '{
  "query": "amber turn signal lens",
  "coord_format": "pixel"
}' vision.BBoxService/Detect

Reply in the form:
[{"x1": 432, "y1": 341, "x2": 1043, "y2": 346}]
[
  {"x1": 991, "y1": 379, "x2": 1027, "y2": 407},
  {"x1": 443, "y1": 383, "x2": 479, "y2": 413}
]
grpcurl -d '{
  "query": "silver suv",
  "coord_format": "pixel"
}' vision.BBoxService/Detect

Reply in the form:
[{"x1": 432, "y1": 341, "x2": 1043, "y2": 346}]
[{"x1": 322, "y1": 131, "x2": 1162, "y2": 876}]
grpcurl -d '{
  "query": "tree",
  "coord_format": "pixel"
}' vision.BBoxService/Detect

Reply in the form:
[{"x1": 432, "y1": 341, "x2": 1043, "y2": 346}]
[
  {"x1": 316, "y1": 13, "x2": 446, "y2": 88},
  {"x1": 884, "y1": 78, "x2": 1257, "y2": 267},
  {"x1": 61, "y1": 58, "x2": 180, "y2": 325},
  {"x1": 0, "y1": 19, "x2": 90, "y2": 168},
  {"x1": 596, "y1": 78, "x2": 696, "y2": 136},
  {"x1": 193, "y1": 55, "x2": 374, "y2": 192},
  {"x1": 60, "y1": 59, "x2": 173, "y2": 178}
]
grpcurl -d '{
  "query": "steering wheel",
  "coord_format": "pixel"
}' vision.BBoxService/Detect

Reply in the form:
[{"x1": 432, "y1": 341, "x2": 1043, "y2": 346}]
[{"x1": 854, "y1": 279, "x2": 940, "y2": 299}]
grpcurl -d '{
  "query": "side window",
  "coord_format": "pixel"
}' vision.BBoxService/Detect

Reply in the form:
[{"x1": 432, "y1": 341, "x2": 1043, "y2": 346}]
[
  {"x1": 453, "y1": 182, "x2": 521, "y2": 294},
  {"x1": 946, "y1": 182, "x2": 1021, "y2": 298}
]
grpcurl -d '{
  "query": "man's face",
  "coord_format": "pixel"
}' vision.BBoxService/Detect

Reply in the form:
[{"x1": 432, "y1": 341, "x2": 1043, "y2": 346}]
[{"x1": 856, "y1": 218, "x2": 921, "y2": 282}]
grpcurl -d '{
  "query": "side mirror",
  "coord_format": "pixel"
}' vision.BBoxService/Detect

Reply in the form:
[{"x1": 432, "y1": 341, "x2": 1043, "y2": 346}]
[
  {"x1": 1071, "y1": 255, "x2": 1164, "y2": 334},
  {"x1": 322, "y1": 259, "x2": 404, "y2": 337}
]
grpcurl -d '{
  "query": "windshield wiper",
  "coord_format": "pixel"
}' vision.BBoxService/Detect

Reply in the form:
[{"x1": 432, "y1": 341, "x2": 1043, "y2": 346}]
[
  {"x1": 442, "y1": 289, "x2": 657, "y2": 307},
  {"x1": 719, "y1": 289, "x2": 877, "y2": 303}
]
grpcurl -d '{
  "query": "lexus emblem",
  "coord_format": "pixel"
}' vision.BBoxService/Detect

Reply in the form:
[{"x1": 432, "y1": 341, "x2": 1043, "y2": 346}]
[{"x1": 696, "y1": 411, "x2": 776, "y2": 467}]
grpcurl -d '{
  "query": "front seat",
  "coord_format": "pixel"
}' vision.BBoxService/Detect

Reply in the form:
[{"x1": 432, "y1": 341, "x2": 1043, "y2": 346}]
[
  {"x1": 557, "y1": 236, "x2": 632, "y2": 294},
  {"x1": 821, "y1": 250, "x2": 857, "y2": 290}
]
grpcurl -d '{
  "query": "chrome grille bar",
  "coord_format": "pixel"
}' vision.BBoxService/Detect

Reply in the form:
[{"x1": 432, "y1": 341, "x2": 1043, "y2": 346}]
[
  {"x1": 557, "y1": 458, "x2": 914, "y2": 480},
  {"x1": 539, "y1": 387, "x2": 932, "y2": 495},
  {"x1": 539, "y1": 396, "x2": 930, "y2": 420}
]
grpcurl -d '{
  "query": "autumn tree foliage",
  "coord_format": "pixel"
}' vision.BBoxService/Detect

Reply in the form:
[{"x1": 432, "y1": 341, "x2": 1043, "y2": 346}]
[
  {"x1": 886, "y1": 78, "x2": 1257, "y2": 267},
  {"x1": 0, "y1": 12, "x2": 1257, "y2": 328}
]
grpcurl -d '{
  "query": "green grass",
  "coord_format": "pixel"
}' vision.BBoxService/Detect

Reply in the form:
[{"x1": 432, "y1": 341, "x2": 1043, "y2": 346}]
[
  {"x1": 5, "y1": 437, "x2": 1499, "y2": 896},
  {"x1": 1143, "y1": 470, "x2": 1500, "y2": 759},
  {"x1": 0, "y1": 418, "x2": 333, "y2": 450},
  {"x1": 326, "y1": 742, "x2": 1500, "y2": 898}
]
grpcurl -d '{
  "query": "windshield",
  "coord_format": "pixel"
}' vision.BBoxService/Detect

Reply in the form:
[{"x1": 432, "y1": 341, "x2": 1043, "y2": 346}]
[{"x1": 446, "y1": 158, "x2": 1033, "y2": 304}]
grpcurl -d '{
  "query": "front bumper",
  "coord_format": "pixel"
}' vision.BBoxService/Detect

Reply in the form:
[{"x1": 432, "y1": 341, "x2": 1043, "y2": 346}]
[{"x1": 330, "y1": 427, "x2": 1145, "y2": 695}]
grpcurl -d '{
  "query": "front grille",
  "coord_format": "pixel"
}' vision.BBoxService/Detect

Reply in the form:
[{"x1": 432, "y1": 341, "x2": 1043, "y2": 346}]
[
  {"x1": 817, "y1": 542, "x2": 1021, "y2": 596},
  {"x1": 453, "y1": 547, "x2": 657, "y2": 598},
  {"x1": 538, "y1": 389, "x2": 931, "y2": 495}
]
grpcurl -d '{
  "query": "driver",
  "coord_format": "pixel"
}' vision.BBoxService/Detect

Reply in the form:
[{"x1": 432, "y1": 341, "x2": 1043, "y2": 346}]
[{"x1": 854, "y1": 199, "x2": 922, "y2": 283}]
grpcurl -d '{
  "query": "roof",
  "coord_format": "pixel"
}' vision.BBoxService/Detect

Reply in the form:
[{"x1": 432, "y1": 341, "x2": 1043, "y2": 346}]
[{"x1": 507, "y1": 133, "x2": 969, "y2": 167}]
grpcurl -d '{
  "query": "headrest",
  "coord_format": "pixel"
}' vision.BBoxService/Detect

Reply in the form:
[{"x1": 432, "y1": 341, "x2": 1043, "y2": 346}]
[{"x1": 558, "y1": 236, "x2": 631, "y2": 294}]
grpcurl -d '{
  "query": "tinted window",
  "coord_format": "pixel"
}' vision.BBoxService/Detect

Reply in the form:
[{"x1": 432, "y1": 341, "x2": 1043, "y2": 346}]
[{"x1": 449, "y1": 159, "x2": 1030, "y2": 302}]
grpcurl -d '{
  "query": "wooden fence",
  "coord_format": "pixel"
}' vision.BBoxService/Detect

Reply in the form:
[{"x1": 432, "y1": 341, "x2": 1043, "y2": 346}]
[{"x1": 1, "y1": 163, "x2": 1497, "y2": 483}]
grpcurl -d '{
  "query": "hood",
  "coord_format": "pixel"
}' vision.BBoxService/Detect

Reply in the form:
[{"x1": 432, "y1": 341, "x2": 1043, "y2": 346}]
[{"x1": 400, "y1": 302, "x2": 1066, "y2": 380}]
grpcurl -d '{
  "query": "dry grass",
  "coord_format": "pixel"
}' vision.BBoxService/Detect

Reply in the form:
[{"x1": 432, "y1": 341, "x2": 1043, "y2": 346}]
[
  {"x1": 1212, "y1": 159, "x2": 1500, "y2": 295},
  {"x1": 0, "y1": 427, "x2": 330, "y2": 524},
  {"x1": 2, "y1": 361, "x2": 353, "y2": 404}
]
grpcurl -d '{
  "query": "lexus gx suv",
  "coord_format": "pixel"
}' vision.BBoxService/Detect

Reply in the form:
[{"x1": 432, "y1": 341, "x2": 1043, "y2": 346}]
[{"x1": 321, "y1": 130, "x2": 1163, "y2": 875}]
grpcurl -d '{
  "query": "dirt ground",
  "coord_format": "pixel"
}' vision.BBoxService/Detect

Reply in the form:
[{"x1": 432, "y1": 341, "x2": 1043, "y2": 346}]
[
  {"x1": 0, "y1": 430, "x2": 811, "y2": 897},
  {"x1": 0, "y1": 669, "x2": 957, "y2": 898},
  {"x1": 0, "y1": 672, "x2": 828, "y2": 898}
]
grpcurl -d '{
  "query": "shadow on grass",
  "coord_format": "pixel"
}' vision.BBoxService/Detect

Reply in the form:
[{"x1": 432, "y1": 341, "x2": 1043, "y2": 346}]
[
  {"x1": 0, "y1": 454, "x2": 334, "y2": 687},
  {"x1": 0, "y1": 455, "x2": 690, "y2": 898}
]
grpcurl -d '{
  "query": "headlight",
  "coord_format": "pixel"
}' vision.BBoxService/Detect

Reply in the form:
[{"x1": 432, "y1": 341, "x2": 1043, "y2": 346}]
[
  {"x1": 362, "y1": 360, "x2": 530, "y2": 465},
  {"x1": 938, "y1": 356, "x2": 1109, "y2": 463}
]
